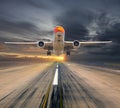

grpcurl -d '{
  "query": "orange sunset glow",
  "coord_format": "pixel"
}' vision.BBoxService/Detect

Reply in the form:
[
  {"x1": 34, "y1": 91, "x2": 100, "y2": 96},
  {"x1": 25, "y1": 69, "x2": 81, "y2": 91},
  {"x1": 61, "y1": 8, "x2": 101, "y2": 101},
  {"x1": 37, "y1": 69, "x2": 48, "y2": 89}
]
[{"x1": 0, "y1": 52, "x2": 65, "y2": 61}]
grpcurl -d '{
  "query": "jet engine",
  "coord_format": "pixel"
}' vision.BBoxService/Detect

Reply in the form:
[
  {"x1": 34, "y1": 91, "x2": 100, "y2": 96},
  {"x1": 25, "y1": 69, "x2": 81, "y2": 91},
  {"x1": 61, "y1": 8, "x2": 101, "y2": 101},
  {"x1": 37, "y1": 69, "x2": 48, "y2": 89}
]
[
  {"x1": 38, "y1": 41, "x2": 45, "y2": 48},
  {"x1": 73, "y1": 40, "x2": 80, "y2": 48}
]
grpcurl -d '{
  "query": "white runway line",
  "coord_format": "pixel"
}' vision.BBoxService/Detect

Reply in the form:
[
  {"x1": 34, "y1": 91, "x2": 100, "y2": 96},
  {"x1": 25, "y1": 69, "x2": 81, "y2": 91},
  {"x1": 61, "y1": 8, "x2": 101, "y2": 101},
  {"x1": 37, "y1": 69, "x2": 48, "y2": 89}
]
[{"x1": 53, "y1": 65, "x2": 58, "y2": 85}]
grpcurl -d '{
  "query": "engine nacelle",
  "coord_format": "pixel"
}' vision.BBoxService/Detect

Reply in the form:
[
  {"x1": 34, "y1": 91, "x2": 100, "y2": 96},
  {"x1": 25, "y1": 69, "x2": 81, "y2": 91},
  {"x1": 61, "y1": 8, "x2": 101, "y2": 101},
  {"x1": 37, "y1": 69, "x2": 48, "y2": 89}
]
[
  {"x1": 38, "y1": 41, "x2": 45, "y2": 48},
  {"x1": 73, "y1": 40, "x2": 80, "y2": 48}
]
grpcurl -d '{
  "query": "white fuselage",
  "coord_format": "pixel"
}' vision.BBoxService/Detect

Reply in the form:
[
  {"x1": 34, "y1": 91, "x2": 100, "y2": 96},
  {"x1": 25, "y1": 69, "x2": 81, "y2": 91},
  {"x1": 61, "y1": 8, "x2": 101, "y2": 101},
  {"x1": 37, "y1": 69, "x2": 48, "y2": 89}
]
[{"x1": 53, "y1": 32, "x2": 64, "y2": 56}]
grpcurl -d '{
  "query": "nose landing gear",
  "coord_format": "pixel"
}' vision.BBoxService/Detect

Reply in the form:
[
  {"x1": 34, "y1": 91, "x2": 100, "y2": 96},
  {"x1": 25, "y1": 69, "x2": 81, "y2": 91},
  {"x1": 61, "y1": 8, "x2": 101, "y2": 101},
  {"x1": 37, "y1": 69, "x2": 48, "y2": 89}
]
[{"x1": 47, "y1": 50, "x2": 51, "y2": 56}]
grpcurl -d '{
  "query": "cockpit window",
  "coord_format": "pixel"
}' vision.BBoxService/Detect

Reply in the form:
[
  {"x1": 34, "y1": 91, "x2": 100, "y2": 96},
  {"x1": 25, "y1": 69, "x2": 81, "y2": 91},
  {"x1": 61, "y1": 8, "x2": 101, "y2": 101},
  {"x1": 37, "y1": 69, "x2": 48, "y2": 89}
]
[{"x1": 58, "y1": 35, "x2": 61, "y2": 37}]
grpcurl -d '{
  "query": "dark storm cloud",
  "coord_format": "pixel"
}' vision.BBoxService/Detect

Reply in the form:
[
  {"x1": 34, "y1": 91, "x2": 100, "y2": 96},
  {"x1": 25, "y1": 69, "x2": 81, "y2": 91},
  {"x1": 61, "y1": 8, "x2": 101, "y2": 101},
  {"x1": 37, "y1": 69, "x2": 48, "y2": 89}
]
[
  {"x1": 96, "y1": 22, "x2": 120, "y2": 43},
  {"x1": 0, "y1": 18, "x2": 37, "y2": 34},
  {"x1": 55, "y1": 8, "x2": 94, "y2": 40},
  {"x1": 0, "y1": 18, "x2": 53, "y2": 42},
  {"x1": 0, "y1": 0, "x2": 55, "y2": 43},
  {"x1": 88, "y1": 12, "x2": 120, "y2": 56}
]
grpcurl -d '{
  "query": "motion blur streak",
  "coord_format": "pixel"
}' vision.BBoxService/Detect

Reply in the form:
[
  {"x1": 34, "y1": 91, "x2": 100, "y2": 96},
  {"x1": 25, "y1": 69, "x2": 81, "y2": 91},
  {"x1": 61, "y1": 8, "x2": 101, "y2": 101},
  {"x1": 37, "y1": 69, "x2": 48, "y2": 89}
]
[
  {"x1": 0, "y1": 52, "x2": 65, "y2": 61},
  {"x1": 18, "y1": 55, "x2": 65, "y2": 61}
]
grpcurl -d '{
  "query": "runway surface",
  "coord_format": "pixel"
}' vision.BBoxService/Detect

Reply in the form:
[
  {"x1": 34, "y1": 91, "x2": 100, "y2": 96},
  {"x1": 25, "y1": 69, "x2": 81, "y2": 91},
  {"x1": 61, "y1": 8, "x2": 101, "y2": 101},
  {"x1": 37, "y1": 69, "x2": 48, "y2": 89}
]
[{"x1": 0, "y1": 62, "x2": 120, "y2": 108}]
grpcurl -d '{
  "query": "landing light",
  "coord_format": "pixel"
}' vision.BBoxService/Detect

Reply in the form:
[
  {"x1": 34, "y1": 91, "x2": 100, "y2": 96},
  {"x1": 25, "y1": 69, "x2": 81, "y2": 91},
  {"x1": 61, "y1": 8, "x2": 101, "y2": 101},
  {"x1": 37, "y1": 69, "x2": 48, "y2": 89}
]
[
  {"x1": 37, "y1": 55, "x2": 65, "y2": 61},
  {"x1": 55, "y1": 56, "x2": 64, "y2": 61}
]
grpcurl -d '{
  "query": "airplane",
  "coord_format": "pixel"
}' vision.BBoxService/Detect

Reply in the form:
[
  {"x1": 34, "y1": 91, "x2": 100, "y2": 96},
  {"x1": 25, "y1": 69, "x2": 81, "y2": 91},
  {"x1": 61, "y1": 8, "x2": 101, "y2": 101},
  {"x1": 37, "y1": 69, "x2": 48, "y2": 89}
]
[{"x1": 4, "y1": 26, "x2": 112, "y2": 56}]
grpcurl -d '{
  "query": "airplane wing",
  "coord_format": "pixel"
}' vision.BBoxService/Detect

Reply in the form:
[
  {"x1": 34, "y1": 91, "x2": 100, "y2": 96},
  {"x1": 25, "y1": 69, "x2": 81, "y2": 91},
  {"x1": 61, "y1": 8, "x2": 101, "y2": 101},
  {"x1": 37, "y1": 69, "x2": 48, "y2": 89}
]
[
  {"x1": 4, "y1": 42, "x2": 38, "y2": 45},
  {"x1": 4, "y1": 41, "x2": 53, "y2": 50},
  {"x1": 64, "y1": 41, "x2": 112, "y2": 49},
  {"x1": 79, "y1": 41, "x2": 112, "y2": 46}
]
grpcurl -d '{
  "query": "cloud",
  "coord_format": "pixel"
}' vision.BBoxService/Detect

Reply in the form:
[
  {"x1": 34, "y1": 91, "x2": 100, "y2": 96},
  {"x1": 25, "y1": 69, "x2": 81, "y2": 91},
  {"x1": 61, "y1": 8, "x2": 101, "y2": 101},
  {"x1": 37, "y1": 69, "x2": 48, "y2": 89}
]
[
  {"x1": 55, "y1": 8, "x2": 94, "y2": 40},
  {"x1": 96, "y1": 23, "x2": 120, "y2": 43},
  {"x1": 0, "y1": 18, "x2": 53, "y2": 41},
  {"x1": 87, "y1": 12, "x2": 120, "y2": 56}
]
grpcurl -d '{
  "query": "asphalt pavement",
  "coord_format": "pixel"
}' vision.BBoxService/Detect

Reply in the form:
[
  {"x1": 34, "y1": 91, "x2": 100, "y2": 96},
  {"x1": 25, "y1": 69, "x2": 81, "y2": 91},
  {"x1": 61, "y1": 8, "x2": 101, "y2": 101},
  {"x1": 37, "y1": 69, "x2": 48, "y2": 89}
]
[{"x1": 0, "y1": 62, "x2": 120, "y2": 108}]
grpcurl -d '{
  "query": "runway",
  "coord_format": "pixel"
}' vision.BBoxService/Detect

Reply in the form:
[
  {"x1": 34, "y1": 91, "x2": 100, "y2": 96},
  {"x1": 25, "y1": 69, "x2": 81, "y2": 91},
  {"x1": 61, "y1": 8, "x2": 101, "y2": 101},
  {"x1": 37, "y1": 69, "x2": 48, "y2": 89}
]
[{"x1": 0, "y1": 62, "x2": 120, "y2": 108}]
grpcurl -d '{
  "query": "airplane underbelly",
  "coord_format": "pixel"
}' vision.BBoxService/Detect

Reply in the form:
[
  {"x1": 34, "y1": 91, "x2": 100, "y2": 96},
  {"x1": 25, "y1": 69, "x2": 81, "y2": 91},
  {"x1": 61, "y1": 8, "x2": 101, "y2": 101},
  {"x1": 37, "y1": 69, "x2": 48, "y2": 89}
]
[
  {"x1": 53, "y1": 32, "x2": 64, "y2": 56},
  {"x1": 54, "y1": 41, "x2": 64, "y2": 56}
]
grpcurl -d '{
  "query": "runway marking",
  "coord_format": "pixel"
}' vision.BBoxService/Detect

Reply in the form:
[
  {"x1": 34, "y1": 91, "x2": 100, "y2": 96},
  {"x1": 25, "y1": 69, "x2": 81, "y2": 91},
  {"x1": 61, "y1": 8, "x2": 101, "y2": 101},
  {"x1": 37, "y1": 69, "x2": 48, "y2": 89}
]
[
  {"x1": 56, "y1": 64, "x2": 59, "y2": 68},
  {"x1": 53, "y1": 64, "x2": 58, "y2": 85},
  {"x1": 67, "y1": 64, "x2": 71, "y2": 66}
]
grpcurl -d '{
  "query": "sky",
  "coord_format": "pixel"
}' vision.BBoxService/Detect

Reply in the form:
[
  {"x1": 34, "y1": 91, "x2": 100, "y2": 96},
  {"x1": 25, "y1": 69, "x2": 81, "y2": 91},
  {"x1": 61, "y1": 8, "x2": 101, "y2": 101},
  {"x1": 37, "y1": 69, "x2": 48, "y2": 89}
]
[{"x1": 0, "y1": 0, "x2": 120, "y2": 60}]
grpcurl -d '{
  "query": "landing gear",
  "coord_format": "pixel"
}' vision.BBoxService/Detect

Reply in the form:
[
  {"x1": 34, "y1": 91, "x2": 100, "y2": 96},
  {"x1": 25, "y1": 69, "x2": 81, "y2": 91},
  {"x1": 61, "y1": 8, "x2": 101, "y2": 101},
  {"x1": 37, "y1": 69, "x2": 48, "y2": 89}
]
[
  {"x1": 66, "y1": 51, "x2": 70, "y2": 56},
  {"x1": 47, "y1": 51, "x2": 51, "y2": 56}
]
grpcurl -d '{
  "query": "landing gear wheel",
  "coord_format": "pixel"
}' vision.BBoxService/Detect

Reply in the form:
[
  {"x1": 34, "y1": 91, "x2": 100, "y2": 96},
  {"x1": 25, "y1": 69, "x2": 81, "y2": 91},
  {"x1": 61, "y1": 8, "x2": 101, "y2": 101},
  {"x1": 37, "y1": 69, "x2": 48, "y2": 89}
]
[
  {"x1": 47, "y1": 51, "x2": 51, "y2": 56},
  {"x1": 66, "y1": 51, "x2": 70, "y2": 56}
]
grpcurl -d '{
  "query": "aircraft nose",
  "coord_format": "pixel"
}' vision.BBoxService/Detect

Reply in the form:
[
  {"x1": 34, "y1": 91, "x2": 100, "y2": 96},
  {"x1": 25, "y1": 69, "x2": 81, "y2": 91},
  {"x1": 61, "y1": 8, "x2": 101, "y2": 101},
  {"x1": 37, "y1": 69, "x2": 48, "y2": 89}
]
[{"x1": 54, "y1": 26, "x2": 65, "y2": 33}]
